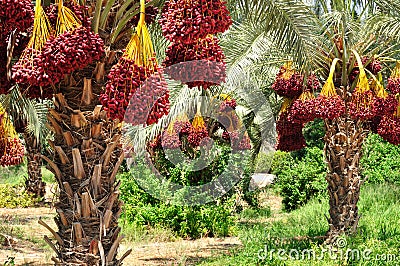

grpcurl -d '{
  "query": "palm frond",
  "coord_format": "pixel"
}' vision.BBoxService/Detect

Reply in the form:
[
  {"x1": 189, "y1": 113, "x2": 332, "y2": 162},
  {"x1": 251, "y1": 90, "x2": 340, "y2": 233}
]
[
  {"x1": 221, "y1": 21, "x2": 283, "y2": 86},
  {"x1": 367, "y1": 13, "x2": 400, "y2": 43},
  {"x1": 224, "y1": 71, "x2": 277, "y2": 149},
  {"x1": 122, "y1": 81, "x2": 202, "y2": 156},
  {"x1": 0, "y1": 85, "x2": 50, "y2": 142},
  {"x1": 224, "y1": 0, "x2": 323, "y2": 72},
  {"x1": 149, "y1": 20, "x2": 169, "y2": 63},
  {"x1": 372, "y1": 0, "x2": 400, "y2": 15},
  {"x1": 262, "y1": 0, "x2": 323, "y2": 72},
  {"x1": 25, "y1": 100, "x2": 51, "y2": 144}
]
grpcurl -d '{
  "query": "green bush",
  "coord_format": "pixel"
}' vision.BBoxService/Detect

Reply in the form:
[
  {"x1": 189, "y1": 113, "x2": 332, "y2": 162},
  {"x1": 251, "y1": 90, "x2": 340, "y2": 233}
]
[
  {"x1": 361, "y1": 133, "x2": 400, "y2": 184},
  {"x1": 239, "y1": 207, "x2": 271, "y2": 219},
  {"x1": 270, "y1": 150, "x2": 296, "y2": 177},
  {"x1": 0, "y1": 184, "x2": 38, "y2": 208},
  {"x1": 0, "y1": 161, "x2": 27, "y2": 185},
  {"x1": 254, "y1": 152, "x2": 274, "y2": 173},
  {"x1": 118, "y1": 166, "x2": 237, "y2": 239},
  {"x1": 303, "y1": 118, "x2": 325, "y2": 149},
  {"x1": 273, "y1": 147, "x2": 327, "y2": 211}
]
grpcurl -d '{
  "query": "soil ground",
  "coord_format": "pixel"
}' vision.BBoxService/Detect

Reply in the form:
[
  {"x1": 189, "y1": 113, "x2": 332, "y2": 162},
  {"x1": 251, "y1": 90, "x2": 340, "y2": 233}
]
[
  {"x1": 0, "y1": 190, "x2": 281, "y2": 266},
  {"x1": 0, "y1": 207, "x2": 241, "y2": 266}
]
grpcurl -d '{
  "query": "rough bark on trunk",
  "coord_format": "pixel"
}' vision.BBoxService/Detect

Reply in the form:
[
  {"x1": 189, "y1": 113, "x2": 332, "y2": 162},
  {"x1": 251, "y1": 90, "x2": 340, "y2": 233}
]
[
  {"x1": 24, "y1": 133, "x2": 46, "y2": 200},
  {"x1": 324, "y1": 115, "x2": 367, "y2": 243},
  {"x1": 42, "y1": 61, "x2": 130, "y2": 265}
]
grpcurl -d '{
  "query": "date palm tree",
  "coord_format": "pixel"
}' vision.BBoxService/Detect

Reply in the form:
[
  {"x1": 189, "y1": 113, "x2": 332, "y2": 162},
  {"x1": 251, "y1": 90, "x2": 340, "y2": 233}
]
[
  {"x1": 28, "y1": 0, "x2": 165, "y2": 264},
  {"x1": 221, "y1": 0, "x2": 400, "y2": 241},
  {"x1": 0, "y1": 86, "x2": 49, "y2": 200}
]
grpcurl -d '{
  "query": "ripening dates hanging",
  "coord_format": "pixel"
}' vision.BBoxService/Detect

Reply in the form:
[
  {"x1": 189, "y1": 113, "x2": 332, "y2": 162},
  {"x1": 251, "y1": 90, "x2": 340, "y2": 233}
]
[
  {"x1": 163, "y1": 36, "x2": 226, "y2": 89},
  {"x1": 159, "y1": 0, "x2": 232, "y2": 44}
]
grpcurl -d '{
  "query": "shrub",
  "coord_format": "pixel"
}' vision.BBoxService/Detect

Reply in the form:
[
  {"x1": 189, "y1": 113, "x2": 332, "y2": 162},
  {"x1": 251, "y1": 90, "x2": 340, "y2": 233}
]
[
  {"x1": 270, "y1": 150, "x2": 295, "y2": 177},
  {"x1": 361, "y1": 133, "x2": 400, "y2": 184},
  {"x1": 118, "y1": 165, "x2": 237, "y2": 239},
  {"x1": 273, "y1": 147, "x2": 327, "y2": 211},
  {"x1": 303, "y1": 118, "x2": 325, "y2": 149},
  {"x1": 0, "y1": 184, "x2": 37, "y2": 208},
  {"x1": 253, "y1": 152, "x2": 274, "y2": 173},
  {"x1": 239, "y1": 207, "x2": 271, "y2": 219}
]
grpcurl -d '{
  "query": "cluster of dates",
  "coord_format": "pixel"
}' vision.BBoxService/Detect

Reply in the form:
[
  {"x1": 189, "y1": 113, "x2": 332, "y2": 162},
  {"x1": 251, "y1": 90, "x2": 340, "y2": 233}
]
[
  {"x1": 0, "y1": 35, "x2": 47, "y2": 99},
  {"x1": 0, "y1": 110, "x2": 24, "y2": 167},
  {"x1": 160, "y1": 119, "x2": 206, "y2": 150},
  {"x1": 219, "y1": 98, "x2": 237, "y2": 112},
  {"x1": 314, "y1": 95, "x2": 345, "y2": 120},
  {"x1": 159, "y1": 0, "x2": 231, "y2": 44},
  {"x1": 350, "y1": 75, "x2": 398, "y2": 123},
  {"x1": 42, "y1": 27, "x2": 104, "y2": 76},
  {"x1": 153, "y1": 97, "x2": 251, "y2": 152},
  {"x1": 146, "y1": 92, "x2": 170, "y2": 125},
  {"x1": 273, "y1": 65, "x2": 347, "y2": 152},
  {"x1": 272, "y1": 69, "x2": 320, "y2": 152},
  {"x1": 160, "y1": 0, "x2": 231, "y2": 89},
  {"x1": 159, "y1": 119, "x2": 197, "y2": 149},
  {"x1": 100, "y1": 58, "x2": 151, "y2": 121},
  {"x1": 287, "y1": 91, "x2": 318, "y2": 124},
  {"x1": 12, "y1": 48, "x2": 58, "y2": 87},
  {"x1": 0, "y1": 0, "x2": 33, "y2": 35},
  {"x1": 348, "y1": 90, "x2": 376, "y2": 120},
  {"x1": 377, "y1": 116, "x2": 400, "y2": 145},
  {"x1": 375, "y1": 106, "x2": 400, "y2": 144},
  {"x1": 271, "y1": 66, "x2": 303, "y2": 99},
  {"x1": 0, "y1": 1, "x2": 32, "y2": 95},
  {"x1": 272, "y1": 66, "x2": 320, "y2": 99},
  {"x1": 0, "y1": 137, "x2": 24, "y2": 167},
  {"x1": 13, "y1": 27, "x2": 104, "y2": 89},
  {"x1": 387, "y1": 78, "x2": 400, "y2": 95},
  {"x1": 275, "y1": 112, "x2": 306, "y2": 152},
  {"x1": 288, "y1": 94, "x2": 346, "y2": 124},
  {"x1": 163, "y1": 36, "x2": 226, "y2": 89},
  {"x1": 386, "y1": 62, "x2": 400, "y2": 95},
  {"x1": 187, "y1": 125, "x2": 209, "y2": 147},
  {"x1": 375, "y1": 67, "x2": 400, "y2": 144},
  {"x1": 161, "y1": 129, "x2": 181, "y2": 149},
  {"x1": 101, "y1": 57, "x2": 170, "y2": 125},
  {"x1": 222, "y1": 130, "x2": 251, "y2": 151},
  {"x1": 101, "y1": 0, "x2": 170, "y2": 125},
  {"x1": 124, "y1": 69, "x2": 170, "y2": 125}
]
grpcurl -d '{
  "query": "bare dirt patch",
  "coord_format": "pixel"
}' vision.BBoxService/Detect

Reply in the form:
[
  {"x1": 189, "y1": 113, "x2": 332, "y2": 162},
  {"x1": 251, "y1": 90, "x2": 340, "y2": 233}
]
[
  {"x1": 0, "y1": 207, "x2": 55, "y2": 265},
  {"x1": 120, "y1": 237, "x2": 241, "y2": 265},
  {"x1": 0, "y1": 190, "x2": 283, "y2": 265},
  {"x1": 0, "y1": 207, "x2": 241, "y2": 266}
]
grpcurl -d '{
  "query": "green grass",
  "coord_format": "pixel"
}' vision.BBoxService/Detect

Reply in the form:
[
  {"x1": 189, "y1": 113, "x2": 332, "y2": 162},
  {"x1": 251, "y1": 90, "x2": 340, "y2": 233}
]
[
  {"x1": 120, "y1": 220, "x2": 179, "y2": 244},
  {"x1": 238, "y1": 207, "x2": 272, "y2": 220},
  {"x1": 201, "y1": 183, "x2": 400, "y2": 266},
  {"x1": 0, "y1": 164, "x2": 55, "y2": 185},
  {"x1": 42, "y1": 168, "x2": 55, "y2": 184},
  {"x1": 0, "y1": 164, "x2": 26, "y2": 185},
  {"x1": 0, "y1": 215, "x2": 51, "y2": 251}
]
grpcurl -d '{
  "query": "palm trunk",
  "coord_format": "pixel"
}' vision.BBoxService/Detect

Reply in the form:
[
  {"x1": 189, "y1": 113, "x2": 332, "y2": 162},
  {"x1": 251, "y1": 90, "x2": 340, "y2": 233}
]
[
  {"x1": 323, "y1": 115, "x2": 367, "y2": 243},
  {"x1": 24, "y1": 133, "x2": 46, "y2": 200},
  {"x1": 42, "y1": 61, "x2": 130, "y2": 265}
]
